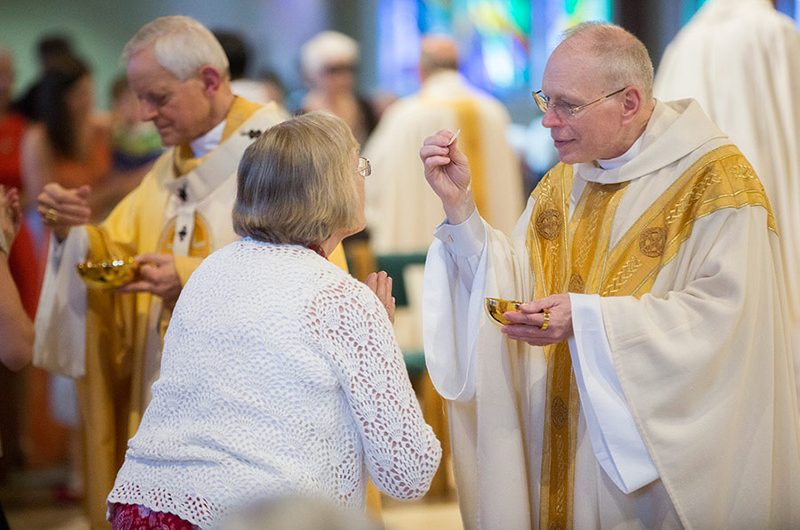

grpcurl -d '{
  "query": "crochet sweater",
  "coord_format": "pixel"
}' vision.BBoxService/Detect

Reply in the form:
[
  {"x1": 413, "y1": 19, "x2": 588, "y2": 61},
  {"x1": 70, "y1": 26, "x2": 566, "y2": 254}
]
[{"x1": 107, "y1": 239, "x2": 441, "y2": 527}]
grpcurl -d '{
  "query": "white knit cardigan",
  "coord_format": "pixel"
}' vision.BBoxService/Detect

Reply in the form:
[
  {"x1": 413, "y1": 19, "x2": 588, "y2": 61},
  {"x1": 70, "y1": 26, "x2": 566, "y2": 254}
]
[{"x1": 107, "y1": 239, "x2": 441, "y2": 528}]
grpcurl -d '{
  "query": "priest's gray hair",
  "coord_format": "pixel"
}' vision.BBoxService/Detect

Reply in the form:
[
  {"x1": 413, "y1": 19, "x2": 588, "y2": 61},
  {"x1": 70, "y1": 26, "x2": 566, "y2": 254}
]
[
  {"x1": 233, "y1": 111, "x2": 361, "y2": 246},
  {"x1": 121, "y1": 15, "x2": 229, "y2": 81},
  {"x1": 563, "y1": 22, "x2": 654, "y2": 101}
]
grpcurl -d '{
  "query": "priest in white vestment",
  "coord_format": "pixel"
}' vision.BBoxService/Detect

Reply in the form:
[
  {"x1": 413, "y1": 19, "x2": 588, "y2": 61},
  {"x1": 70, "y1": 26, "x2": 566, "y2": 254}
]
[
  {"x1": 421, "y1": 22, "x2": 800, "y2": 530},
  {"x1": 364, "y1": 35, "x2": 523, "y2": 254},
  {"x1": 654, "y1": 0, "x2": 800, "y2": 398}
]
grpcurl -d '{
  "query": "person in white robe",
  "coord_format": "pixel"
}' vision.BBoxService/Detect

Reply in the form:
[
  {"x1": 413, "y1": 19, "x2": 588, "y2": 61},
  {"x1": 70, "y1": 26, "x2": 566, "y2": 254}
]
[
  {"x1": 364, "y1": 35, "x2": 523, "y2": 254},
  {"x1": 420, "y1": 22, "x2": 800, "y2": 530},
  {"x1": 654, "y1": 0, "x2": 800, "y2": 398}
]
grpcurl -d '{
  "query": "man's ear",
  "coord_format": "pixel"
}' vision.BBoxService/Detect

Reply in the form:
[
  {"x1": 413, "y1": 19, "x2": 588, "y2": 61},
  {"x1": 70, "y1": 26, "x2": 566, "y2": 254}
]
[
  {"x1": 620, "y1": 86, "x2": 643, "y2": 123},
  {"x1": 198, "y1": 65, "x2": 223, "y2": 96}
]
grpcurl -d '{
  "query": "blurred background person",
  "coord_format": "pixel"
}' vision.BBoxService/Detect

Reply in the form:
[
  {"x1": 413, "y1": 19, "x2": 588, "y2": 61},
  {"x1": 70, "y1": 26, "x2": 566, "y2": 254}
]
[
  {"x1": 95, "y1": 74, "x2": 163, "y2": 222},
  {"x1": 300, "y1": 30, "x2": 378, "y2": 146},
  {"x1": 0, "y1": 45, "x2": 44, "y2": 492},
  {"x1": 654, "y1": 0, "x2": 800, "y2": 398},
  {"x1": 258, "y1": 69, "x2": 288, "y2": 109},
  {"x1": 364, "y1": 34, "x2": 523, "y2": 254},
  {"x1": 215, "y1": 30, "x2": 276, "y2": 106},
  {"x1": 0, "y1": 46, "x2": 43, "y2": 313},
  {"x1": 12, "y1": 34, "x2": 76, "y2": 123},
  {"x1": 21, "y1": 55, "x2": 112, "y2": 223},
  {"x1": 107, "y1": 112, "x2": 441, "y2": 529},
  {"x1": 108, "y1": 74, "x2": 162, "y2": 175},
  {"x1": 0, "y1": 185, "x2": 34, "y2": 529}
]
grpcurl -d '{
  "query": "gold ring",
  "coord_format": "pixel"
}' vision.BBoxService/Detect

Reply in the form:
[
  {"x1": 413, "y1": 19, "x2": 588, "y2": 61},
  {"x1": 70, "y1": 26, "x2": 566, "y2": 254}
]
[
  {"x1": 44, "y1": 208, "x2": 58, "y2": 223},
  {"x1": 540, "y1": 308, "x2": 551, "y2": 331}
]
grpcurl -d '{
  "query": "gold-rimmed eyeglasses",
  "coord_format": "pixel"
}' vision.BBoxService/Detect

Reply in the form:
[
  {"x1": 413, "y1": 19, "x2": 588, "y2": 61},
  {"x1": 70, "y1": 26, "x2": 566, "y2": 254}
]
[
  {"x1": 532, "y1": 87, "x2": 627, "y2": 119},
  {"x1": 358, "y1": 157, "x2": 371, "y2": 178}
]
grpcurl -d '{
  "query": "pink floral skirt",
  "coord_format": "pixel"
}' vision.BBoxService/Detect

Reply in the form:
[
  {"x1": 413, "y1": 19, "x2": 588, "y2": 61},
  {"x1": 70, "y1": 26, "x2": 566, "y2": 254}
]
[{"x1": 109, "y1": 503, "x2": 199, "y2": 530}]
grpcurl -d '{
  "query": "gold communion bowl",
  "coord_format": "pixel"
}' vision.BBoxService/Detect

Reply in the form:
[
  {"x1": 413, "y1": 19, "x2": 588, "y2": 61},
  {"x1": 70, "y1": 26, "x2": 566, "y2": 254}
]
[
  {"x1": 485, "y1": 297, "x2": 522, "y2": 325},
  {"x1": 76, "y1": 257, "x2": 138, "y2": 289}
]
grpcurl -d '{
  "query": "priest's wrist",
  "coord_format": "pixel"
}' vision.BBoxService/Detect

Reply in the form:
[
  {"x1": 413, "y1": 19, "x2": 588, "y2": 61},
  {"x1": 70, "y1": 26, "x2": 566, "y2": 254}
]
[{"x1": 443, "y1": 193, "x2": 476, "y2": 226}]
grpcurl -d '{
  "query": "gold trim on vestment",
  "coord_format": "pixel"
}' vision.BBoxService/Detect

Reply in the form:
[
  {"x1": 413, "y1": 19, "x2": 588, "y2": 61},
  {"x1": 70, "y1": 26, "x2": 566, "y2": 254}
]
[
  {"x1": 601, "y1": 145, "x2": 776, "y2": 297},
  {"x1": 174, "y1": 96, "x2": 263, "y2": 175},
  {"x1": 525, "y1": 144, "x2": 775, "y2": 530}
]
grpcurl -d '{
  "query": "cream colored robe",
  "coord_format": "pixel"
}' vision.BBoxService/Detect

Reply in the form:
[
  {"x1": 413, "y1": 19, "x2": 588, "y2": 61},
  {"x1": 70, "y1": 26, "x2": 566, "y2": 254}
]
[
  {"x1": 364, "y1": 70, "x2": 523, "y2": 254},
  {"x1": 654, "y1": 0, "x2": 800, "y2": 396},
  {"x1": 423, "y1": 100, "x2": 800, "y2": 529}
]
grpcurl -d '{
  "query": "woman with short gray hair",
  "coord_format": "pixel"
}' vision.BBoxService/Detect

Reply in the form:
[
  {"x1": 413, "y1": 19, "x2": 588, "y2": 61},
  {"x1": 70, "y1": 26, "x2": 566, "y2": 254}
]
[{"x1": 107, "y1": 111, "x2": 441, "y2": 529}]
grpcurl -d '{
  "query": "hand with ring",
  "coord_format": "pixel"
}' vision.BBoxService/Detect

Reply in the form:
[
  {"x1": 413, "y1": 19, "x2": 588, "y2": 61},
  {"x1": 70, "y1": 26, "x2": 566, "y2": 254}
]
[
  {"x1": 37, "y1": 183, "x2": 92, "y2": 241},
  {"x1": 43, "y1": 208, "x2": 58, "y2": 223},
  {"x1": 501, "y1": 293, "x2": 573, "y2": 346}
]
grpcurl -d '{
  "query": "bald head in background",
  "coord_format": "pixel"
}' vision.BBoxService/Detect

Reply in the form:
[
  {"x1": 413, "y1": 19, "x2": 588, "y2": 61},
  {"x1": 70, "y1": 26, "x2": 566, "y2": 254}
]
[{"x1": 419, "y1": 35, "x2": 459, "y2": 81}]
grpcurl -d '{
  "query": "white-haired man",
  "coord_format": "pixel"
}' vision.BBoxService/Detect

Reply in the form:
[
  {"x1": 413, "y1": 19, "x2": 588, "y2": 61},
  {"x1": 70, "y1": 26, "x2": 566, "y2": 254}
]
[
  {"x1": 421, "y1": 22, "x2": 800, "y2": 529},
  {"x1": 32, "y1": 16, "x2": 348, "y2": 529}
]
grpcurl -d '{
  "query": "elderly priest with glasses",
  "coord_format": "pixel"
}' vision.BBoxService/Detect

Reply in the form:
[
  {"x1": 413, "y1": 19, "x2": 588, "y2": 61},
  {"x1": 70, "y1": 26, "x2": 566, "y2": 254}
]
[{"x1": 420, "y1": 21, "x2": 800, "y2": 530}]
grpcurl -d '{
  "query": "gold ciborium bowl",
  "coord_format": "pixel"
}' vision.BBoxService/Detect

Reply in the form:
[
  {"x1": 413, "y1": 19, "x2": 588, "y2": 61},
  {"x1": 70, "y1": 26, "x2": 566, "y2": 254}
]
[
  {"x1": 76, "y1": 257, "x2": 137, "y2": 289},
  {"x1": 485, "y1": 297, "x2": 522, "y2": 325}
]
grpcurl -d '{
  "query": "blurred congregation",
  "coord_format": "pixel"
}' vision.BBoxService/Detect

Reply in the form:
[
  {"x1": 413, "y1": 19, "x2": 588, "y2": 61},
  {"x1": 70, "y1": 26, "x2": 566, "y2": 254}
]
[{"x1": 1, "y1": 0, "x2": 800, "y2": 529}]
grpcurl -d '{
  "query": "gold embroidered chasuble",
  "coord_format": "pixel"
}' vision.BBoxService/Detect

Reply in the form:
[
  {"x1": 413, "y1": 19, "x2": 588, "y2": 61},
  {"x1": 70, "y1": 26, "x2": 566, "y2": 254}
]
[{"x1": 527, "y1": 144, "x2": 776, "y2": 530}]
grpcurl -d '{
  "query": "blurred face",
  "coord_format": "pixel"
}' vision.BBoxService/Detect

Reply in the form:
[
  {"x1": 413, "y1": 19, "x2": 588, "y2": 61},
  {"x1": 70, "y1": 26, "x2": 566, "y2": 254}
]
[
  {"x1": 540, "y1": 46, "x2": 626, "y2": 163},
  {"x1": 313, "y1": 62, "x2": 356, "y2": 95},
  {"x1": 127, "y1": 45, "x2": 214, "y2": 146}
]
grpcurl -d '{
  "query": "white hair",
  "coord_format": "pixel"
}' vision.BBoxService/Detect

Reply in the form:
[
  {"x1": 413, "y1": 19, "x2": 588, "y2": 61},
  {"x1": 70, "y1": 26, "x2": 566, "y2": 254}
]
[
  {"x1": 300, "y1": 31, "x2": 359, "y2": 77},
  {"x1": 121, "y1": 15, "x2": 229, "y2": 81}
]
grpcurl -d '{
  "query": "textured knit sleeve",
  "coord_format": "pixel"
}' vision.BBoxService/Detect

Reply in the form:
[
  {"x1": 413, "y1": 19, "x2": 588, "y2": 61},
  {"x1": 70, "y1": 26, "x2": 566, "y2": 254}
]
[{"x1": 306, "y1": 276, "x2": 442, "y2": 500}]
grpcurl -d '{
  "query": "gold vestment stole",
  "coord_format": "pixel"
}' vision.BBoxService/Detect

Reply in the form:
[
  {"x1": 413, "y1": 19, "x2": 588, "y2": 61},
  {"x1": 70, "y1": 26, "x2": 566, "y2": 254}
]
[{"x1": 527, "y1": 145, "x2": 775, "y2": 530}]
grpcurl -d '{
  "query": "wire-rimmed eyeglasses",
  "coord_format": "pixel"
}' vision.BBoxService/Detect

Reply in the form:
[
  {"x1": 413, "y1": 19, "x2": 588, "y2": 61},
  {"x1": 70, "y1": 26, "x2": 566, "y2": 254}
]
[{"x1": 532, "y1": 87, "x2": 627, "y2": 119}]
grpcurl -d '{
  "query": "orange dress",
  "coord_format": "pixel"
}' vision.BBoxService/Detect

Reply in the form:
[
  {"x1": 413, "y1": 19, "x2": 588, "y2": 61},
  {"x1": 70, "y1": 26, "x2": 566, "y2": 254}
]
[{"x1": 52, "y1": 123, "x2": 112, "y2": 192}]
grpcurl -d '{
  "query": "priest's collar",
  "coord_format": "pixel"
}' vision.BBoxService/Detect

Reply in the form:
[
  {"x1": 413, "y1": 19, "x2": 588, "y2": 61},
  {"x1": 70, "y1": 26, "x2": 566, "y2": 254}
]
[
  {"x1": 190, "y1": 118, "x2": 226, "y2": 158},
  {"x1": 574, "y1": 99, "x2": 727, "y2": 185},
  {"x1": 596, "y1": 134, "x2": 644, "y2": 170}
]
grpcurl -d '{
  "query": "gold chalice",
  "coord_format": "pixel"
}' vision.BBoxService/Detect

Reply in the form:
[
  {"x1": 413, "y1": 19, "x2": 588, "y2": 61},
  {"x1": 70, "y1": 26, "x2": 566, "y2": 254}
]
[
  {"x1": 76, "y1": 257, "x2": 138, "y2": 289},
  {"x1": 485, "y1": 297, "x2": 522, "y2": 325}
]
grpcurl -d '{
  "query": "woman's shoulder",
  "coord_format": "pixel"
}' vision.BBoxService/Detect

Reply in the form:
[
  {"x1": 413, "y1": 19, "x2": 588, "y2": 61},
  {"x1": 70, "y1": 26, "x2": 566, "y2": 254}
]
[{"x1": 310, "y1": 261, "x2": 383, "y2": 316}]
